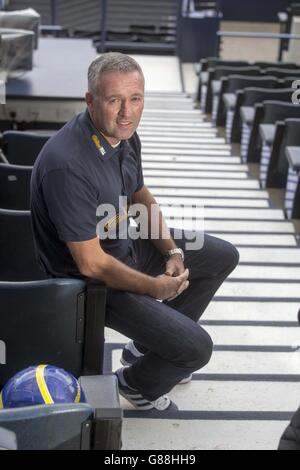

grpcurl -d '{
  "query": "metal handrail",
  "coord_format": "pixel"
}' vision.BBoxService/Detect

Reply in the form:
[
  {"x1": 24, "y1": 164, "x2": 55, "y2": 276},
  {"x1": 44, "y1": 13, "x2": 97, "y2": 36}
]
[{"x1": 217, "y1": 31, "x2": 300, "y2": 40}]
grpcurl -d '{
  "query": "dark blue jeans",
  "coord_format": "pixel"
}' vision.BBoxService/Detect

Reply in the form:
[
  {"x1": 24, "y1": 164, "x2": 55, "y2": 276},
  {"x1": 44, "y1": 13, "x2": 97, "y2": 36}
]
[{"x1": 105, "y1": 231, "x2": 239, "y2": 401}]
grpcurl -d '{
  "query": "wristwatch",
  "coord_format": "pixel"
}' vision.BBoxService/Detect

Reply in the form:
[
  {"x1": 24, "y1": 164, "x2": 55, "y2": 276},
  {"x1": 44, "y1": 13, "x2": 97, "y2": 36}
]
[{"x1": 164, "y1": 248, "x2": 184, "y2": 262}]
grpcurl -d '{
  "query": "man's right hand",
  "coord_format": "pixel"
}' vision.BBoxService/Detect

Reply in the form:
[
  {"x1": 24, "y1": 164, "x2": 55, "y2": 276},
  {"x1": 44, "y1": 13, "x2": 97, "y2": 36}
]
[{"x1": 152, "y1": 269, "x2": 190, "y2": 301}]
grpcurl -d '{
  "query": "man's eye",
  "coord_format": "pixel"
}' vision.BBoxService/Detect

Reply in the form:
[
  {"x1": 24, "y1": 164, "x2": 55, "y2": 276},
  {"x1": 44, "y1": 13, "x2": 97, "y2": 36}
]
[{"x1": 109, "y1": 98, "x2": 120, "y2": 104}]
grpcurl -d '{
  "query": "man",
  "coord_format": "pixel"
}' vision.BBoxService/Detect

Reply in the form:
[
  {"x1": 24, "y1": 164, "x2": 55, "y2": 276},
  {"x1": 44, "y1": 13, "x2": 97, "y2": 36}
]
[{"x1": 31, "y1": 52, "x2": 239, "y2": 411}]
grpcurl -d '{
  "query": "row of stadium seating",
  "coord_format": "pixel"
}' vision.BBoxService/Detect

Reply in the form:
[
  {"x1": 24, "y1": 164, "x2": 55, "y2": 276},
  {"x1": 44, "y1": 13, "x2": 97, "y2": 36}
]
[
  {"x1": 0, "y1": 129, "x2": 122, "y2": 449},
  {"x1": 196, "y1": 57, "x2": 300, "y2": 221}
]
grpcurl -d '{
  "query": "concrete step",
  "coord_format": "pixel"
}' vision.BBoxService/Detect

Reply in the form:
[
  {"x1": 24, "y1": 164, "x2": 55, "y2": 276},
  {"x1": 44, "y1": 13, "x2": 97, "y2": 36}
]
[
  {"x1": 142, "y1": 142, "x2": 230, "y2": 150},
  {"x1": 162, "y1": 207, "x2": 285, "y2": 220},
  {"x1": 156, "y1": 196, "x2": 269, "y2": 208},
  {"x1": 208, "y1": 233, "x2": 296, "y2": 246},
  {"x1": 121, "y1": 418, "x2": 288, "y2": 450},
  {"x1": 205, "y1": 300, "x2": 300, "y2": 322},
  {"x1": 141, "y1": 155, "x2": 242, "y2": 163},
  {"x1": 149, "y1": 187, "x2": 269, "y2": 199},
  {"x1": 143, "y1": 162, "x2": 249, "y2": 171},
  {"x1": 146, "y1": 178, "x2": 259, "y2": 189},
  {"x1": 238, "y1": 247, "x2": 300, "y2": 264},
  {"x1": 230, "y1": 265, "x2": 300, "y2": 280},
  {"x1": 144, "y1": 169, "x2": 248, "y2": 179},
  {"x1": 217, "y1": 281, "x2": 300, "y2": 299}
]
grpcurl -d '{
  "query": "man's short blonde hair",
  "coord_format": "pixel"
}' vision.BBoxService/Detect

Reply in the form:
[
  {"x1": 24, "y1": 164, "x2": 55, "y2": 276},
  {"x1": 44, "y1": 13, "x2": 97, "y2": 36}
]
[{"x1": 88, "y1": 52, "x2": 144, "y2": 97}]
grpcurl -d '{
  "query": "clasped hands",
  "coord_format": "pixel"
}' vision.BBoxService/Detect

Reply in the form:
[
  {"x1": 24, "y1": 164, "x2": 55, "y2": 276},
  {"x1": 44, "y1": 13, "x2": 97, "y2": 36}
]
[{"x1": 155, "y1": 255, "x2": 189, "y2": 302}]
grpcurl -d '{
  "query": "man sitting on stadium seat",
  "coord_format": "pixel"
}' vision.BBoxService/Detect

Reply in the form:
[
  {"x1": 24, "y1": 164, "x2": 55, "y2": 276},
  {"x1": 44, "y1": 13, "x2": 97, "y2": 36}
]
[{"x1": 30, "y1": 52, "x2": 239, "y2": 411}]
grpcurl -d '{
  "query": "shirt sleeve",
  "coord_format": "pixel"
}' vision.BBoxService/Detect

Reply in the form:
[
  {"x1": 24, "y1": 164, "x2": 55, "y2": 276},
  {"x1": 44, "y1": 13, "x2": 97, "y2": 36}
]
[{"x1": 41, "y1": 169, "x2": 99, "y2": 242}]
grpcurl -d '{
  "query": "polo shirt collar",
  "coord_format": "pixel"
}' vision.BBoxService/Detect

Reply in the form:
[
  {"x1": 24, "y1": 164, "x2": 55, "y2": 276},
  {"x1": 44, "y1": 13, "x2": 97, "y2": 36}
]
[{"x1": 82, "y1": 109, "x2": 122, "y2": 161}]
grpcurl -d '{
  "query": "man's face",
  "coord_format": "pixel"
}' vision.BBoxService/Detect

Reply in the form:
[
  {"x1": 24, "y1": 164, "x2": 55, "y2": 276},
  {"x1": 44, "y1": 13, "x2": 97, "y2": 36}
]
[{"x1": 86, "y1": 70, "x2": 145, "y2": 145}]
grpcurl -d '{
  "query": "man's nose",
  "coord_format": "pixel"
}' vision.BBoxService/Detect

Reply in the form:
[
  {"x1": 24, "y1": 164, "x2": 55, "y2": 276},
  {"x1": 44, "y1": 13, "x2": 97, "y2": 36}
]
[{"x1": 119, "y1": 100, "x2": 131, "y2": 117}]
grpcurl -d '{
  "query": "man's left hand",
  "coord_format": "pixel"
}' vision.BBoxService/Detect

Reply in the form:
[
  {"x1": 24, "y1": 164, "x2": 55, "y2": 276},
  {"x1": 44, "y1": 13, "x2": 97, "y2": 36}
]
[{"x1": 165, "y1": 255, "x2": 185, "y2": 277}]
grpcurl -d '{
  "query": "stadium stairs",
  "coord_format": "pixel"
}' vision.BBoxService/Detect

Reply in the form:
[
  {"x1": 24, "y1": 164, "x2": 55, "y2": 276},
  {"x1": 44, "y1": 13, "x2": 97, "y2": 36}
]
[{"x1": 104, "y1": 89, "x2": 300, "y2": 450}]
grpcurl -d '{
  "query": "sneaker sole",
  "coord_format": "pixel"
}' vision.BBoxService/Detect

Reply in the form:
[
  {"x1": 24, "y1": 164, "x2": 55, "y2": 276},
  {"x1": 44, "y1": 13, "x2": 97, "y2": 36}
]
[{"x1": 178, "y1": 374, "x2": 193, "y2": 384}]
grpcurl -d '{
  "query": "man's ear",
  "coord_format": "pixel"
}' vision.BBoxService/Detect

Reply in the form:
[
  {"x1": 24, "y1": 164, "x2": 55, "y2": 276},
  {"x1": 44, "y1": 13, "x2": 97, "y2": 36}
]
[{"x1": 85, "y1": 92, "x2": 94, "y2": 111}]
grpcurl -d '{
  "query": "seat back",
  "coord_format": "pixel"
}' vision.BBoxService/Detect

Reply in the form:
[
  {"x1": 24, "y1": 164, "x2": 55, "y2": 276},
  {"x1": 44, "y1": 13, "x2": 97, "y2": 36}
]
[
  {"x1": 205, "y1": 66, "x2": 262, "y2": 113},
  {"x1": 217, "y1": 75, "x2": 278, "y2": 126},
  {"x1": 2, "y1": 131, "x2": 50, "y2": 166},
  {"x1": 255, "y1": 61, "x2": 300, "y2": 69},
  {"x1": 243, "y1": 88, "x2": 293, "y2": 107},
  {"x1": 267, "y1": 118, "x2": 300, "y2": 188},
  {"x1": 226, "y1": 76, "x2": 278, "y2": 94},
  {"x1": 0, "y1": 163, "x2": 32, "y2": 210},
  {"x1": 0, "y1": 209, "x2": 46, "y2": 281},
  {"x1": 0, "y1": 278, "x2": 106, "y2": 386},
  {"x1": 200, "y1": 57, "x2": 249, "y2": 72},
  {"x1": 247, "y1": 100, "x2": 300, "y2": 162},
  {"x1": 0, "y1": 403, "x2": 93, "y2": 450},
  {"x1": 262, "y1": 100, "x2": 300, "y2": 124},
  {"x1": 280, "y1": 76, "x2": 300, "y2": 88},
  {"x1": 264, "y1": 67, "x2": 300, "y2": 78},
  {"x1": 0, "y1": 279, "x2": 87, "y2": 386},
  {"x1": 230, "y1": 88, "x2": 292, "y2": 143},
  {"x1": 212, "y1": 66, "x2": 262, "y2": 81},
  {"x1": 197, "y1": 59, "x2": 249, "y2": 102}
]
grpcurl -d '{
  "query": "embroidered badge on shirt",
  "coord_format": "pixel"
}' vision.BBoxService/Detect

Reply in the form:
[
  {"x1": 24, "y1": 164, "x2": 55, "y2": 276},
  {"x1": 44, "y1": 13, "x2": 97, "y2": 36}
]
[{"x1": 92, "y1": 134, "x2": 106, "y2": 156}]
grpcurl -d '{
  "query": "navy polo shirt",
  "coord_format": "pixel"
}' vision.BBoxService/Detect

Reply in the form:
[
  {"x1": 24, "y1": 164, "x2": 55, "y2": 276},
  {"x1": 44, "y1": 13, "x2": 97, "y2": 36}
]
[{"x1": 30, "y1": 109, "x2": 144, "y2": 278}]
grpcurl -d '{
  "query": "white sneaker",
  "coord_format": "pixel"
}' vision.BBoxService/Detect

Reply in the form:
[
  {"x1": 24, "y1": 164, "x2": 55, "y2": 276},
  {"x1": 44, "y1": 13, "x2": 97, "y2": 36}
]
[{"x1": 115, "y1": 367, "x2": 178, "y2": 411}]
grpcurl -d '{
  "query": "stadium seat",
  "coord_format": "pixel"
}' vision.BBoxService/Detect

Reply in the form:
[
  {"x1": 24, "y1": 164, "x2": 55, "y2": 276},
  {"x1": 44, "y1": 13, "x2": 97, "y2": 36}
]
[
  {"x1": 199, "y1": 57, "x2": 250, "y2": 73},
  {"x1": 280, "y1": 76, "x2": 300, "y2": 88},
  {"x1": 0, "y1": 375, "x2": 122, "y2": 450},
  {"x1": 0, "y1": 163, "x2": 32, "y2": 210},
  {"x1": 0, "y1": 278, "x2": 107, "y2": 386},
  {"x1": 263, "y1": 67, "x2": 300, "y2": 79},
  {"x1": 214, "y1": 75, "x2": 278, "y2": 127},
  {"x1": 202, "y1": 65, "x2": 262, "y2": 113},
  {"x1": 0, "y1": 209, "x2": 46, "y2": 281},
  {"x1": 1, "y1": 130, "x2": 50, "y2": 166},
  {"x1": 196, "y1": 58, "x2": 249, "y2": 103},
  {"x1": 240, "y1": 101, "x2": 300, "y2": 163},
  {"x1": 285, "y1": 145, "x2": 300, "y2": 219},
  {"x1": 255, "y1": 61, "x2": 300, "y2": 70},
  {"x1": 0, "y1": 403, "x2": 94, "y2": 450},
  {"x1": 225, "y1": 87, "x2": 292, "y2": 144},
  {"x1": 259, "y1": 121, "x2": 286, "y2": 188}
]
